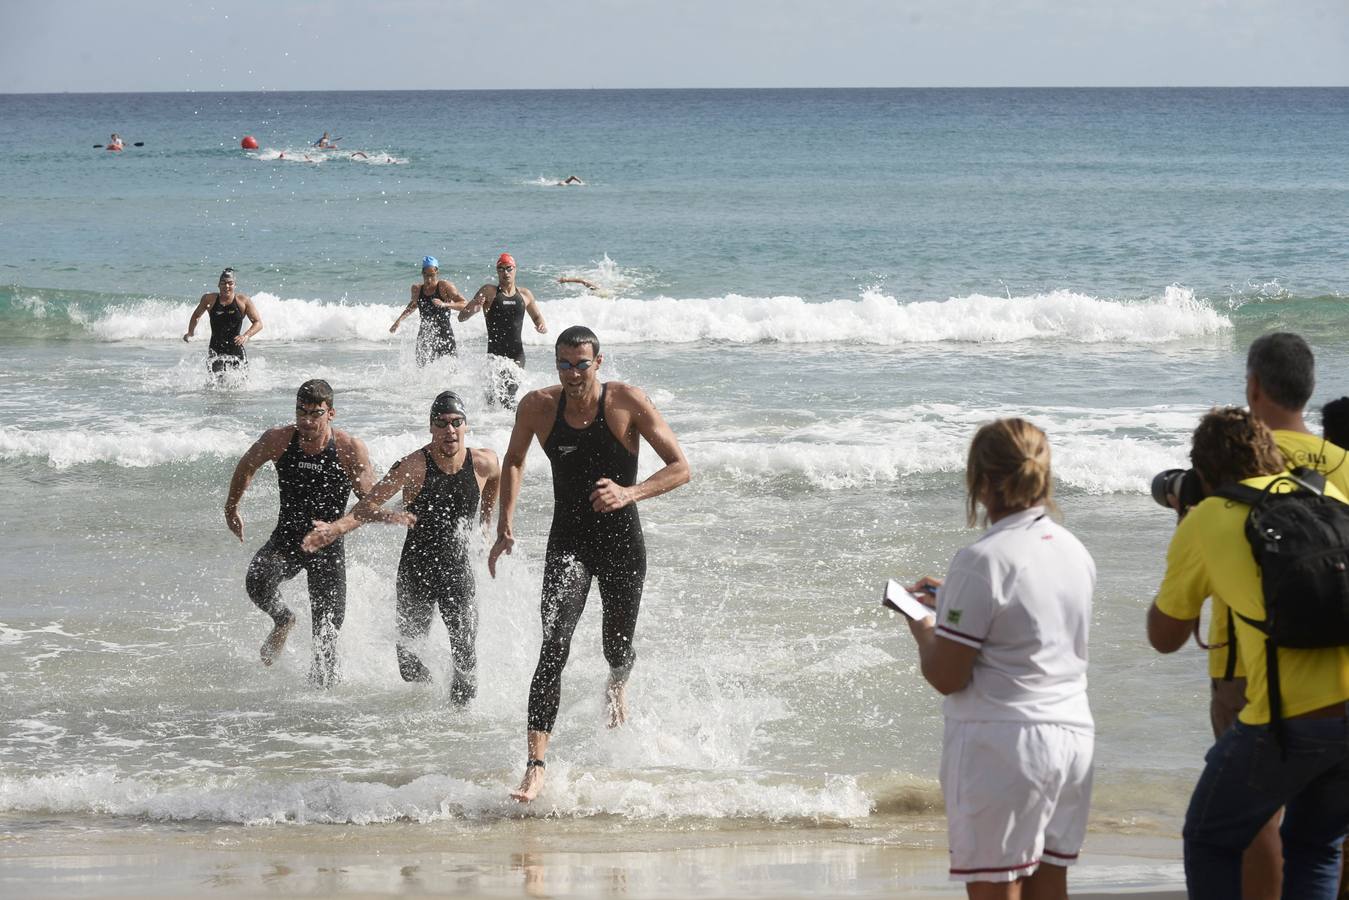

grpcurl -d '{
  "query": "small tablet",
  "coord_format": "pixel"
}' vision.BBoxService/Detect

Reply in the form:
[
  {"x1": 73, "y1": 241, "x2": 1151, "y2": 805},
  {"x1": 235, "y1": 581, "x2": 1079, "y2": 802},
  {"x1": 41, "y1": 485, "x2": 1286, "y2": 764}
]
[{"x1": 882, "y1": 579, "x2": 936, "y2": 621}]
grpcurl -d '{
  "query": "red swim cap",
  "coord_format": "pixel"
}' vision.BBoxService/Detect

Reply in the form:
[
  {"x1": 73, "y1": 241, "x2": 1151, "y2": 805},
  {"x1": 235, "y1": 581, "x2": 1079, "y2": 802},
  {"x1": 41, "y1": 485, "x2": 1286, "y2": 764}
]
[{"x1": 497, "y1": 253, "x2": 516, "y2": 269}]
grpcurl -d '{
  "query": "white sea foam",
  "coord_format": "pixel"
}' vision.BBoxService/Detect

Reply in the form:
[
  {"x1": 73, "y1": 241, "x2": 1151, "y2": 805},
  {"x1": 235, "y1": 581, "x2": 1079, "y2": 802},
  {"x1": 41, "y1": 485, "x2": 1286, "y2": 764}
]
[
  {"x1": 0, "y1": 425, "x2": 254, "y2": 469},
  {"x1": 250, "y1": 147, "x2": 408, "y2": 165},
  {"x1": 76, "y1": 285, "x2": 1228, "y2": 347},
  {"x1": 0, "y1": 413, "x2": 1189, "y2": 493},
  {"x1": 0, "y1": 768, "x2": 869, "y2": 824}
]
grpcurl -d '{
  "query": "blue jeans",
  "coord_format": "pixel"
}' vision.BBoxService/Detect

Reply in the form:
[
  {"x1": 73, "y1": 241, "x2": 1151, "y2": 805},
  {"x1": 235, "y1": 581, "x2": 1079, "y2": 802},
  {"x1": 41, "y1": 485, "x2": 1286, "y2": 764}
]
[{"x1": 1183, "y1": 715, "x2": 1349, "y2": 899}]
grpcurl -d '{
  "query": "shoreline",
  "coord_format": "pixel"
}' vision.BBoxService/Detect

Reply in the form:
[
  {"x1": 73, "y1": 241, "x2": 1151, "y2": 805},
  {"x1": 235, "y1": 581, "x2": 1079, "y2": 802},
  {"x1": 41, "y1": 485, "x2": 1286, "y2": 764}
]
[{"x1": 1, "y1": 815, "x2": 1184, "y2": 898}]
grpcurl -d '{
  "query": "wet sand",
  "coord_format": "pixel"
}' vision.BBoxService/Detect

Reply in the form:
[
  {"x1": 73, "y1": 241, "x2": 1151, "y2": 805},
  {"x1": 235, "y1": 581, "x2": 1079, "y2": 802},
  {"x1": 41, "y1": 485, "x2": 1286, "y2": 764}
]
[{"x1": 1, "y1": 815, "x2": 1183, "y2": 898}]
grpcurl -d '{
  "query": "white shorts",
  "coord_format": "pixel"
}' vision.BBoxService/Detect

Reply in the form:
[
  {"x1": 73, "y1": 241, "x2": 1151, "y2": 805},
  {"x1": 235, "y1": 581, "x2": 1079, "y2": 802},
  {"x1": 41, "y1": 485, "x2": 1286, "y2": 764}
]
[{"x1": 940, "y1": 719, "x2": 1094, "y2": 884}]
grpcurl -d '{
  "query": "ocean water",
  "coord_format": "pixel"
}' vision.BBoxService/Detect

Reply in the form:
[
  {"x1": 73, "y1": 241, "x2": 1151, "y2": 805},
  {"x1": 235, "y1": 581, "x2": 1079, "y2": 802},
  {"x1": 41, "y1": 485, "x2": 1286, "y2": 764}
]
[{"x1": 1, "y1": 88, "x2": 1347, "y2": 859}]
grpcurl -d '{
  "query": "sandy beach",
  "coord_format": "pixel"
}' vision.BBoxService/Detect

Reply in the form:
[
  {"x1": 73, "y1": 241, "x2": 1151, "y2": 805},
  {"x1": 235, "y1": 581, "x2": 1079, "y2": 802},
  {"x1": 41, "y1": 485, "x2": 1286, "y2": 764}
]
[{"x1": 1, "y1": 813, "x2": 1183, "y2": 898}]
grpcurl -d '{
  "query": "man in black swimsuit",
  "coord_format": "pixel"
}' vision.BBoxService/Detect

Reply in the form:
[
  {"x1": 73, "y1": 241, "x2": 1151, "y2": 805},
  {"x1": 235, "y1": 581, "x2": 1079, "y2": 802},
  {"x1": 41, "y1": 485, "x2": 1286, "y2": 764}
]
[
  {"x1": 390, "y1": 256, "x2": 470, "y2": 367},
  {"x1": 459, "y1": 252, "x2": 547, "y2": 408},
  {"x1": 225, "y1": 380, "x2": 374, "y2": 687},
  {"x1": 489, "y1": 325, "x2": 690, "y2": 802},
  {"x1": 183, "y1": 268, "x2": 263, "y2": 380},
  {"x1": 303, "y1": 392, "x2": 501, "y2": 703}
]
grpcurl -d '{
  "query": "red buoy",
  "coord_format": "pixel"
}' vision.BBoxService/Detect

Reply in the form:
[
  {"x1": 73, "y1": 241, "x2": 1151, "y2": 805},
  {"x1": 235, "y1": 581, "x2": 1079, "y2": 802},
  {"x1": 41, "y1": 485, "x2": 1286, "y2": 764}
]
[{"x1": 240, "y1": 135, "x2": 259, "y2": 150}]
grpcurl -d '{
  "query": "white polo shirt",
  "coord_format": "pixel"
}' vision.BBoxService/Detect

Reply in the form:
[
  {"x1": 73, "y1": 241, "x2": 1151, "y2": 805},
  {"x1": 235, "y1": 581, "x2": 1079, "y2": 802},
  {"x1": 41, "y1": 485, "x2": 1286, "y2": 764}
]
[{"x1": 936, "y1": 506, "x2": 1095, "y2": 729}]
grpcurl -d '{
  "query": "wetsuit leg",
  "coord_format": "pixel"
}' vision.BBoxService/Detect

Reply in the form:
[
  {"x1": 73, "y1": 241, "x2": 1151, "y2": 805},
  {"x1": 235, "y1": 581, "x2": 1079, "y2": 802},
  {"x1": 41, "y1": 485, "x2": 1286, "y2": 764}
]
[
  {"x1": 301, "y1": 540, "x2": 347, "y2": 687},
  {"x1": 595, "y1": 538, "x2": 647, "y2": 685},
  {"x1": 395, "y1": 558, "x2": 437, "y2": 682},
  {"x1": 245, "y1": 536, "x2": 304, "y2": 625},
  {"x1": 527, "y1": 547, "x2": 594, "y2": 733},
  {"x1": 439, "y1": 562, "x2": 478, "y2": 705}
]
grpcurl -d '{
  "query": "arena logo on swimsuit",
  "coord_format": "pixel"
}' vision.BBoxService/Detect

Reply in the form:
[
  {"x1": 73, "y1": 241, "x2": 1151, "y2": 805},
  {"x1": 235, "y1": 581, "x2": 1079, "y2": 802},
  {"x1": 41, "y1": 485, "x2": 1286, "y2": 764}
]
[{"x1": 296, "y1": 460, "x2": 325, "y2": 471}]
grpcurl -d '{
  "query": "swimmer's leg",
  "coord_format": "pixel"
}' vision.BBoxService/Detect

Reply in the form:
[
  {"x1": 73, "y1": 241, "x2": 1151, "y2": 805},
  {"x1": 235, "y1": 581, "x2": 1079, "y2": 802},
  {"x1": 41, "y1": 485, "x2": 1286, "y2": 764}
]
[
  {"x1": 395, "y1": 564, "x2": 436, "y2": 683},
  {"x1": 514, "y1": 548, "x2": 591, "y2": 803},
  {"x1": 246, "y1": 536, "x2": 302, "y2": 666},
  {"x1": 304, "y1": 541, "x2": 347, "y2": 688},
  {"x1": 597, "y1": 543, "x2": 647, "y2": 728},
  {"x1": 440, "y1": 563, "x2": 478, "y2": 705}
]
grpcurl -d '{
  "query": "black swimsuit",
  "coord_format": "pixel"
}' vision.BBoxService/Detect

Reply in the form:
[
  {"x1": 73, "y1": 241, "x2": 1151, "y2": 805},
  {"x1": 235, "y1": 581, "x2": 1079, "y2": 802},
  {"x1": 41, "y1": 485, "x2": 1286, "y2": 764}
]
[
  {"x1": 485, "y1": 289, "x2": 527, "y2": 364},
  {"x1": 207, "y1": 297, "x2": 245, "y2": 374},
  {"x1": 527, "y1": 384, "x2": 647, "y2": 733},
  {"x1": 415, "y1": 283, "x2": 456, "y2": 365},
  {"x1": 394, "y1": 448, "x2": 481, "y2": 702},
  {"x1": 245, "y1": 431, "x2": 353, "y2": 686}
]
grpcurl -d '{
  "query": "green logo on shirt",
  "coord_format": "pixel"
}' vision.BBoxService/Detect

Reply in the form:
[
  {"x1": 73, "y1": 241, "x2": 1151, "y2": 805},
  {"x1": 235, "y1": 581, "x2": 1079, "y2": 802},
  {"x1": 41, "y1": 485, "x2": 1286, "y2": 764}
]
[{"x1": 946, "y1": 609, "x2": 963, "y2": 625}]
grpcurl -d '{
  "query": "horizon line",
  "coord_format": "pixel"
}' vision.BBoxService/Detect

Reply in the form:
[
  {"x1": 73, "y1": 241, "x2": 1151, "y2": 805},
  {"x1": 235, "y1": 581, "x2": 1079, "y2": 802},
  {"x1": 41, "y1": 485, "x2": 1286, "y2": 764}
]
[{"x1": 4, "y1": 84, "x2": 1348, "y2": 97}]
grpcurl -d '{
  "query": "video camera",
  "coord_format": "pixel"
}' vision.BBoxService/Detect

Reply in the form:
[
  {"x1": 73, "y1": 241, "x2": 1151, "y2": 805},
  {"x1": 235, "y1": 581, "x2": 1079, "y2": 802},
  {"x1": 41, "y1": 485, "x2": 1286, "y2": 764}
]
[{"x1": 1151, "y1": 468, "x2": 1207, "y2": 514}]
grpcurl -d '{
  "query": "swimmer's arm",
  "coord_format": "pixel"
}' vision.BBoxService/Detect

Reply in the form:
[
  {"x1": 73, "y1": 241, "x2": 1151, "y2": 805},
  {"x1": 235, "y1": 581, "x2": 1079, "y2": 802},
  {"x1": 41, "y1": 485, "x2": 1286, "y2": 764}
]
[
  {"x1": 183, "y1": 294, "x2": 212, "y2": 342},
  {"x1": 237, "y1": 296, "x2": 263, "y2": 344},
  {"x1": 225, "y1": 428, "x2": 290, "y2": 541},
  {"x1": 475, "y1": 448, "x2": 501, "y2": 530},
  {"x1": 489, "y1": 393, "x2": 549, "y2": 575},
  {"x1": 336, "y1": 434, "x2": 376, "y2": 499},
  {"x1": 521, "y1": 287, "x2": 547, "y2": 333},
  {"x1": 458, "y1": 285, "x2": 492, "y2": 322},
  {"x1": 303, "y1": 458, "x2": 417, "y2": 552},
  {"x1": 390, "y1": 285, "x2": 420, "y2": 333},
  {"x1": 435, "y1": 280, "x2": 470, "y2": 311},
  {"x1": 907, "y1": 615, "x2": 978, "y2": 695},
  {"x1": 557, "y1": 277, "x2": 600, "y2": 291},
  {"x1": 594, "y1": 387, "x2": 689, "y2": 511}
]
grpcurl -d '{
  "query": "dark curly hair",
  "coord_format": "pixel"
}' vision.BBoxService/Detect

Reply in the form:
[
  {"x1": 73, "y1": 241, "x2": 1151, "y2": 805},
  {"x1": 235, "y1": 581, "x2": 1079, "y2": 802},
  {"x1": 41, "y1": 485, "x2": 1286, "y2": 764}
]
[{"x1": 1189, "y1": 406, "x2": 1285, "y2": 488}]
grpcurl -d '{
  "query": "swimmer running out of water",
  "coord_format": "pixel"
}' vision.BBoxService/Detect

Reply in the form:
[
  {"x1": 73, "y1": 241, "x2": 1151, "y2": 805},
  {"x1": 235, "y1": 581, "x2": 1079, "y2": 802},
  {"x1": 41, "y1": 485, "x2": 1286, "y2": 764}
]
[
  {"x1": 303, "y1": 391, "x2": 500, "y2": 703},
  {"x1": 489, "y1": 325, "x2": 690, "y2": 802},
  {"x1": 226, "y1": 380, "x2": 374, "y2": 687},
  {"x1": 391, "y1": 256, "x2": 470, "y2": 366},
  {"x1": 183, "y1": 268, "x2": 263, "y2": 380}
]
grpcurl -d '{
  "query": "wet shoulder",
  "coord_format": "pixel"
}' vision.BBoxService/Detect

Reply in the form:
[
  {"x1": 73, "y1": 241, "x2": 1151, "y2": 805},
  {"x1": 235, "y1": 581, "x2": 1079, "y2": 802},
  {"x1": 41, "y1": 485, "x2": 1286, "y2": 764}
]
[{"x1": 471, "y1": 446, "x2": 501, "y2": 478}]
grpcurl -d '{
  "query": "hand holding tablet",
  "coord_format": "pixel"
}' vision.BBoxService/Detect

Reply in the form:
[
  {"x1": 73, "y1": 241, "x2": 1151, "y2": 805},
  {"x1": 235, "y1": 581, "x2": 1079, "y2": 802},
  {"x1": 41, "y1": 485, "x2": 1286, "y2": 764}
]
[{"x1": 882, "y1": 578, "x2": 936, "y2": 621}]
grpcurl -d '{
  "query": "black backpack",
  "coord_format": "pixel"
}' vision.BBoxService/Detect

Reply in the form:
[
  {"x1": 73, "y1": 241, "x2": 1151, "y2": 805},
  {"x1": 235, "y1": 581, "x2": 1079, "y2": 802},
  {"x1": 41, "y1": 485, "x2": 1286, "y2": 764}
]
[{"x1": 1215, "y1": 468, "x2": 1349, "y2": 746}]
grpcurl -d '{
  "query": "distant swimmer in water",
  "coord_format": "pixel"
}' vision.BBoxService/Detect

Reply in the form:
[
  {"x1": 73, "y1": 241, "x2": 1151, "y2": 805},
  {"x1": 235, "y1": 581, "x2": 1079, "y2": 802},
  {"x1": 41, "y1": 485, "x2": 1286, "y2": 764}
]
[
  {"x1": 390, "y1": 256, "x2": 470, "y2": 366},
  {"x1": 313, "y1": 131, "x2": 341, "y2": 150},
  {"x1": 557, "y1": 276, "x2": 603, "y2": 293},
  {"x1": 182, "y1": 268, "x2": 263, "y2": 380},
  {"x1": 557, "y1": 175, "x2": 584, "y2": 186},
  {"x1": 226, "y1": 379, "x2": 374, "y2": 687},
  {"x1": 350, "y1": 151, "x2": 369, "y2": 160},
  {"x1": 489, "y1": 326, "x2": 691, "y2": 802},
  {"x1": 107, "y1": 133, "x2": 124, "y2": 152},
  {"x1": 303, "y1": 391, "x2": 501, "y2": 702},
  {"x1": 459, "y1": 252, "x2": 548, "y2": 408}
]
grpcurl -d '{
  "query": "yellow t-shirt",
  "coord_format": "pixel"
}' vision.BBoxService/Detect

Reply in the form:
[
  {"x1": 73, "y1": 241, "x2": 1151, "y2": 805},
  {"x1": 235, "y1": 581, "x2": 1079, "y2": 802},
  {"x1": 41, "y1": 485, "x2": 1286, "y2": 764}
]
[{"x1": 1155, "y1": 473, "x2": 1349, "y2": 725}]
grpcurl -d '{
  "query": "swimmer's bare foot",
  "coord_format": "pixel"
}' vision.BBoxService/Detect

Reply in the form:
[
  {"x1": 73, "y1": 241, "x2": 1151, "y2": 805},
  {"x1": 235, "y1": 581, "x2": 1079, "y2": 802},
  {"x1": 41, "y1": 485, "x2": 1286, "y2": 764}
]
[
  {"x1": 260, "y1": 611, "x2": 295, "y2": 666},
  {"x1": 606, "y1": 680, "x2": 628, "y2": 728},
  {"x1": 510, "y1": 759, "x2": 546, "y2": 803}
]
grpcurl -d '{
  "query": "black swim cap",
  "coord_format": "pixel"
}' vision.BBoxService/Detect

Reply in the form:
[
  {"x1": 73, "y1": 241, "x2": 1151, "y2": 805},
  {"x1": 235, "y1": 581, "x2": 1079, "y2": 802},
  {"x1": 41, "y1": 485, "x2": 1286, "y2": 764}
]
[{"x1": 430, "y1": 391, "x2": 468, "y2": 421}]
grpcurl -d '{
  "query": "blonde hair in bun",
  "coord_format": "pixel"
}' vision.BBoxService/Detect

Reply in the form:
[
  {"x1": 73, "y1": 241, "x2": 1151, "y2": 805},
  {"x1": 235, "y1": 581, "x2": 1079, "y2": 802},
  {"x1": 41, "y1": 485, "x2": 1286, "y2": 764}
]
[{"x1": 965, "y1": 418, "x2": 1056, "y2": 527}]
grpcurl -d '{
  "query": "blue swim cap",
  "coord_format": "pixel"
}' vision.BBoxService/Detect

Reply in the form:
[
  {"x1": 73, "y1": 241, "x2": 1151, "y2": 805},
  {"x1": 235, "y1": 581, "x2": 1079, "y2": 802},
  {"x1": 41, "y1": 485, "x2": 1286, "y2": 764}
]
[{"x1": 422, "y1": 256, "x2": 439, "y2": 270}]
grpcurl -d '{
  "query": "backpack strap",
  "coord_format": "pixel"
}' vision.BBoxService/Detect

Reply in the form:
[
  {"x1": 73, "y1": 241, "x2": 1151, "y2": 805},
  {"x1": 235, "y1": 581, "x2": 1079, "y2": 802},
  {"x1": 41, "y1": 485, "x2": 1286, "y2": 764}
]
[
  {"x1": 1223, "y1": 606, "x2": 1238, "y2": 681},
  {"x1": 1213, "y1": 482, "x2": 1267, "y2": 507}
]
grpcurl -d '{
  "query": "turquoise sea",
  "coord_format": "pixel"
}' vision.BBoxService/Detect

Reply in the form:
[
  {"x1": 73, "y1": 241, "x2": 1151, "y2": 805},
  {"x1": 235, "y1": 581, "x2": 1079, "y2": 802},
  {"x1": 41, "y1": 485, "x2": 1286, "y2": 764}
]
[{"x1": 2, "y1": 88, "x2": 1347, "y2": 894}]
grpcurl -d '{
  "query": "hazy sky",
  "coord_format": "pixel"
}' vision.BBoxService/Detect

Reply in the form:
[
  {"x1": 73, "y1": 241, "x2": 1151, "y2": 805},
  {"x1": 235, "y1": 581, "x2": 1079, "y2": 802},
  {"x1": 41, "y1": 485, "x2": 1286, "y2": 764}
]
[{"x1": 2, "y1": 0, "x2": 1346, "y2": 92}]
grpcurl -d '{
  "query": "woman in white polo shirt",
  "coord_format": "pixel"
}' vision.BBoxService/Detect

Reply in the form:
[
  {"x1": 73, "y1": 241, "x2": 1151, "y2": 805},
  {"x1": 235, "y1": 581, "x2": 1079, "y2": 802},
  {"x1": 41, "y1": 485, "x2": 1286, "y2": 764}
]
[{"x1": 904, "y1": 418, "x2": 1096, "y2": 899}]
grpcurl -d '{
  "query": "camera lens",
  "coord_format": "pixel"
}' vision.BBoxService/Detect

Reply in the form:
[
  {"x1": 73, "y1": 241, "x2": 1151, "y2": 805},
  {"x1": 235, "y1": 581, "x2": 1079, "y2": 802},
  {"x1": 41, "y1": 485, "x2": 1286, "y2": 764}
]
[{"x1": 1151, "y1": 469, "x2": 1185, "y2": 508}]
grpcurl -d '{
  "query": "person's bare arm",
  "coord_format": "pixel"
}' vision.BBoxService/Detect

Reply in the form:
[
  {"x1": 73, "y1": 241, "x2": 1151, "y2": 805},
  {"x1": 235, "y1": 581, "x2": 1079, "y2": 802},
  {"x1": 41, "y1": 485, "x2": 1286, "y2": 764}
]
[
  {"x1": 435, "y1": 280, "x2": 470, "y2": 311},
  {"x1": 390, "y1": 285, "x2": 421, "y2": 333},
  {"x1": 236, "y1": 295, "x2": 264, "y2": 345},
  {"x1": 1148, "y1": 601, "x2": 1196, "y2": 653},
  {"x1": 459, "y1": 285, "x2": 493, "y2": 322},
  {"x1": 907, "y1": 613, "x2": 979, "y2": 695},
  {"x1": 475, "y1": 448, "x2": 501, "y2": 530},
  {"x1": 557, "y1": 277, "x2": 600, "y2": 291},
  {"x1": 590, "y1": 385, "x2": 691, "y2": 513},
  {"x1": 303, "y1": 453, "x2": 419, "y2": 552},
  {"x1": 224, "y1": 427, "x2": 291, "y2": 541},
  {"x1": 488, "y1": 392, "x2": 550, "y2": 576},
  {"x1": 183, "y1": 294, "x2": 213, "y2": 342},
  {"x1": 521, "y1": 287, "x2": 547, "y2": 333},
  {"x1": 336, "y1": 433, "x2": 376, "y2": 499}
]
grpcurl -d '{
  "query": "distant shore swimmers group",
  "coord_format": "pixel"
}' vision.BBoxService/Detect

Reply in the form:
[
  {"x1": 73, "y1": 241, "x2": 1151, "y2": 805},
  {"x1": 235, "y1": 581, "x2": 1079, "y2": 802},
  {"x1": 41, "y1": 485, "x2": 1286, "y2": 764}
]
[
  {"x1": 224, "y1": 325, "x2": 690, "y2": 803},
  {"x1": 184, "y1": 254, "x2": 599, "y2": 405}
]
